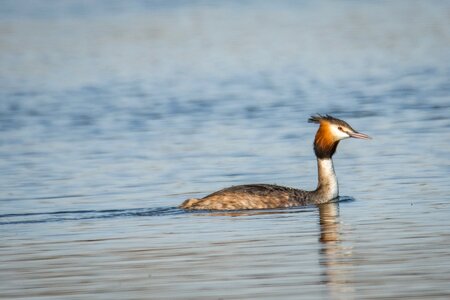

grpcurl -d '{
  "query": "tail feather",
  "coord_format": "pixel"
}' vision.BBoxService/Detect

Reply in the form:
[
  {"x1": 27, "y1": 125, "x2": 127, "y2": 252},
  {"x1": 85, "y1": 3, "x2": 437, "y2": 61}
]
[{"x1": 179, "y1": 198, "x2": 200, "y2": 209}]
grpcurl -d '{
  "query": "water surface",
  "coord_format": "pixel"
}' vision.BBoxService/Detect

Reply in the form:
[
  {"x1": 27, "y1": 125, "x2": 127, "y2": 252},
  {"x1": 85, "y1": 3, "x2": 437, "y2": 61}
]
[{"x1": 1, "y1": 1, "x2": 450, "y2": 299}]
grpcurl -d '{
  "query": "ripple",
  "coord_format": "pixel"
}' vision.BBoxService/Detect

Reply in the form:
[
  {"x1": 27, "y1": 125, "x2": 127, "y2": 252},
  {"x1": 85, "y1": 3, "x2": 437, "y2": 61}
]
[{"x1": 0, "y1": 207, "x2": 183, "y2": 225}]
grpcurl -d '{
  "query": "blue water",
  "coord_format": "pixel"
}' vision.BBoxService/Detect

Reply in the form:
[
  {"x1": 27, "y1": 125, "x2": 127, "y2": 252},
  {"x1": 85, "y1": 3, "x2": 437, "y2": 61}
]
[{"x1": 1, "y1": 1, "x2": 450, "y2": 299}]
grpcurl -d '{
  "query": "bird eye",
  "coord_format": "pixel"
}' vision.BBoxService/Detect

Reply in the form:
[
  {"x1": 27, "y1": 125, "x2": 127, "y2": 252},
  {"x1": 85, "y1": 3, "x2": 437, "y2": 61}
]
[{"x1": 338, "y1": 126, "x2": 343, "y2": 131}]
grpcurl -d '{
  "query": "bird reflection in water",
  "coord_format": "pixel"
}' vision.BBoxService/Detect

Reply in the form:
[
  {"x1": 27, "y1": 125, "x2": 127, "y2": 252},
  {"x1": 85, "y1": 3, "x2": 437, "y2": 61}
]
[
  {"x1": 191, "y1": 202, "x2": 354, "y2": 299},
  {"x1": 318, "y1": 202, "x2": 354, "y2": 300}
]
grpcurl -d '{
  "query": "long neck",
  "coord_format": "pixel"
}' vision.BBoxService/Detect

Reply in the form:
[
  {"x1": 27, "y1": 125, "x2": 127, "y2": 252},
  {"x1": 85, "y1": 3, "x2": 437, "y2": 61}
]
[{"x1": 313, "y1": 158, "x2": 338, "y2": 203}]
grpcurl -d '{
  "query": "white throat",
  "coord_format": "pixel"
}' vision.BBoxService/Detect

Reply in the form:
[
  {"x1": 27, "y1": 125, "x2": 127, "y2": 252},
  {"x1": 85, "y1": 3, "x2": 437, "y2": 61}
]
[{"x1": 316, "y1": 158, "x2": 339, "y2": 200}]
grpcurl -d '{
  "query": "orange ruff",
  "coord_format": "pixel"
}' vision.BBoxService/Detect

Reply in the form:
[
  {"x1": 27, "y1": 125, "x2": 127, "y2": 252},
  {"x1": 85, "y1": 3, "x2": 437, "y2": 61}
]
[{"x1": 314, "y1": 122, "x2": 338, "y2": 155}]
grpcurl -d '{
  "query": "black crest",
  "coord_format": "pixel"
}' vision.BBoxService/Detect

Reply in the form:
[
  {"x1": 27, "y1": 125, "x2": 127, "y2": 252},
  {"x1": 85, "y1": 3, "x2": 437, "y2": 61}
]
[{"x1": 308, "y1": 114, "x2": 355, "y2": 131}]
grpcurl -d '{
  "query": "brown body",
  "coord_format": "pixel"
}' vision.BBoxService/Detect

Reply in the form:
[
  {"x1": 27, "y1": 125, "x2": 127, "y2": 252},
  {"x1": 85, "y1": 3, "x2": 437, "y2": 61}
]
[
  {"x1": 182, "y1": 184, "x2": 311, "y2": 210},
  {"x1": 180, "y1": 115, "x2": 370, "y2": 210}
]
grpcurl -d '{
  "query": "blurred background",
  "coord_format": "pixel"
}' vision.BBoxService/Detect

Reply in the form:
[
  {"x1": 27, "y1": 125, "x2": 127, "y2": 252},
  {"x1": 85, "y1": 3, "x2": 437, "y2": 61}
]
[{"x1": 1, "y1": 1, "x2": 449, "y2": 299}]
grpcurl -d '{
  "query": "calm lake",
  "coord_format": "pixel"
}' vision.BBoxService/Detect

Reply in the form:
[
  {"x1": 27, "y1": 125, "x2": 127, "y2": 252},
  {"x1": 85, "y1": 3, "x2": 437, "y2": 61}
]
[{"x1": 1, "y1": 1, "x2": 450, "y2": 299}]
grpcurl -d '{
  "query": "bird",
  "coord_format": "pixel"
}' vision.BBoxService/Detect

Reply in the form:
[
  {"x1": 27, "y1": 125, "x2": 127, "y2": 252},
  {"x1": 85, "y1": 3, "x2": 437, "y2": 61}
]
[{"x1": 180, "y1": 114, "x2": 370, "y2": 210}]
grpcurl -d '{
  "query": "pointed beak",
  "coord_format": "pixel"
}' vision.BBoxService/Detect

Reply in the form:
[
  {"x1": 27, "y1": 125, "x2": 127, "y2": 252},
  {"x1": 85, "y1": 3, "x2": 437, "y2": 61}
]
[{"x1": 349, "y1": 131, "x2": 371, "y2": 140}]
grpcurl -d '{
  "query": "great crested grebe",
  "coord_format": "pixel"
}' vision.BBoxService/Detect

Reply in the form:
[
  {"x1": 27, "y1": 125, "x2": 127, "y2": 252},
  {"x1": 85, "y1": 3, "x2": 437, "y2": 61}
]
[{"x1": 180, "y1": 114, "x2": 370, "y2": 210}]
